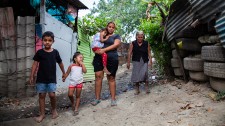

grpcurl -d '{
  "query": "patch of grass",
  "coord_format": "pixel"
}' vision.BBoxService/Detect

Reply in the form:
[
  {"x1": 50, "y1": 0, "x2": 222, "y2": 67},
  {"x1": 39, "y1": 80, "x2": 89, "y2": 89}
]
[{"x1": 215, "y1": 91, "x2": 225, "y2": 101}]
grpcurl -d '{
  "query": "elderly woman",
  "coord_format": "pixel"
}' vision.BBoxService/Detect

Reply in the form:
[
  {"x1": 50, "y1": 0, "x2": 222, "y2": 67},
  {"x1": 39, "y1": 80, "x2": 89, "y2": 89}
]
[{"x1": 127, "y1": 31, "x2": 152, "y2": 94}]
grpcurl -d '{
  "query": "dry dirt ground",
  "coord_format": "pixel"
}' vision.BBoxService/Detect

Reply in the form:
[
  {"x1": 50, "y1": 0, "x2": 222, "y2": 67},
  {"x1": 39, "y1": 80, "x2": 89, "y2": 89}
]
[{"x1": 1, "y1": 65, "x2": 225, "y2": 126}]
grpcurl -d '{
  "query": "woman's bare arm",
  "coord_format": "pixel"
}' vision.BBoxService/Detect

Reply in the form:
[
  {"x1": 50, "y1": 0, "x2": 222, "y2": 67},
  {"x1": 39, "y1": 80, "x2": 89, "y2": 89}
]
[
  {"x1": 127, "y1": 43, "x2": 133, "y2": 69},
  {"x1": 102, "y1": 39, "x2": 121, "y2": 52},
  {"x1": 148, "y1": 43, "x2": 152, "y2": 67}
]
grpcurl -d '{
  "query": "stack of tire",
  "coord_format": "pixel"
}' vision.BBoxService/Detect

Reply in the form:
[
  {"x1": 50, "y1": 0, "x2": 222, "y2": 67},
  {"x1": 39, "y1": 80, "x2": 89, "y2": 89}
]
[
  {"x1": 202, "y1": 45, "x2": 225, "y2": 92},
  {"x1": 170, "y1": 42, "x2": 187, "y2": 77},
  {"x1": 171, "y1": 38, "x2": 203, "y2": 78},
  {"x1": 171, "y1": 50, "x2": 182, "y2": 76},
  {"x1": 183, "y1": 55, "x2": 209, "y2": 82}
]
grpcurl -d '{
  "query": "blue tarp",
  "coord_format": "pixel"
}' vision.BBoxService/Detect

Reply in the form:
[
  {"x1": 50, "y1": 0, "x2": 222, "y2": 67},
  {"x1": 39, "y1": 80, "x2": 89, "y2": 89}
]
[{"x1": 30, "y1": 0, "x2": 40, "y2": 9}]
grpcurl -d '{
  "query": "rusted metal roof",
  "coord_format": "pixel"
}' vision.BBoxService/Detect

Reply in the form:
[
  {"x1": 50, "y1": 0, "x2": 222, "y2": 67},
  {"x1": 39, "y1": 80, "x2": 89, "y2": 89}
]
[
  {"x1": 165, "y1": 0, "x2": 194, "y2": 42},
  {"x1": 165, "y1": 0, "x2": 225, "y2": 42},
  {"x1": 215, "y1": 11, "x2": 225, "y2": 48},
  {"x1": 189, "y1": 0, "x2": 225, "y2": 24}
]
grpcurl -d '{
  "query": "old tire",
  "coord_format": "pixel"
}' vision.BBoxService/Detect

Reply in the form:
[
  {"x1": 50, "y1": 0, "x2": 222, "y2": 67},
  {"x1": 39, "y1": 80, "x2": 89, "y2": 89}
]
[
  {"x1": 171, "y1": 58, "x2": 180, "y2": 68},
  {"x1": 173, "y1": 68, "x2": 182, "y2": 76},
  {"x1": 171, "y1": 42, "x2": 176, "y2": 49},
  {"x1": 183, "y1": 57, "x2": 204, "y2": 71},
  {"x1": 178, "y1": 38, "x2": 202, "y2": 52},
  {"x1": 189, "y1": 71, "x2": 209, "y2": 82},
  {"x1": 201, "y1": 46, "x2": 225, "y2": 62},
  {"x1": 204, "y1": 62, "x2": 225, "y2": 79},
  {"x1": 198, "y1": 35, "x2": 220, "y2": 44},
  {"x1": 172, "y1": 49, "x2": 187, "y2": 58},
  {"x1": 210, "y1": 77, "x2": 225, "y2": 92},
  {"x1": 175, "y1": 25, "x2": 207, "y2": 39}
]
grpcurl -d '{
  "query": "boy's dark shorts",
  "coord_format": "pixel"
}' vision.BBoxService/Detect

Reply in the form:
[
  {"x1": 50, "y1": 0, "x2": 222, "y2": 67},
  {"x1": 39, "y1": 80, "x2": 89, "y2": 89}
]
[{"x1": 93, "y1": 54, "x2": 118, "y2": 77}]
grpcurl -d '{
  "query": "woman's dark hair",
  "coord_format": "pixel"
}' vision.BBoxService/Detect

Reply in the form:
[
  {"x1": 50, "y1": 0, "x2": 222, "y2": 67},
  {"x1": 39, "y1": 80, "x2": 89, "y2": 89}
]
[
  {"x1": 106, "y1": 21, "x2": 116, "y2": 35},
  {"x1": 73, "y1": 51, "x2": 82, "y2": 63},
  {"x1": 42, "y1": 31, "x2": 55, "y2": 41},
  {"x1": 107, "y1": 21, "x2": 115, "y2": 27}
]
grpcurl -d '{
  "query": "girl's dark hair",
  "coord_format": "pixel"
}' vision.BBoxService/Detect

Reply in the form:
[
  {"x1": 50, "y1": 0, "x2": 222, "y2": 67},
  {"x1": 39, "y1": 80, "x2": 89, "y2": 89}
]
[
  {"x1": 42, "y1": 31, "x2": 55, "y2": 41},
  {"x1": 73, "y1": 51, "x2": 82, "y2": 63},
  {"x1": 100, "y1": 28, "x2": 107, "y2": 31},
  {"x1": 100, "y1": 28, "x2": 108, "y2": 38}
]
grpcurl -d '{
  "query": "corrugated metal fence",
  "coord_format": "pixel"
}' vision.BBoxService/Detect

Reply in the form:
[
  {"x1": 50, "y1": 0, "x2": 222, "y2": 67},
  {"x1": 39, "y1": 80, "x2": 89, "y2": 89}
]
[
  {"x1": 189, "y1": 0, "x2": 225, "y2": 23},
  {"x1": 166, "y1": 0, "x2": 194, "y2": 42},
  {"x1": 77, "y1": 28, "x2": 95, "y2": 82},
  {"x1": 166, "y1": 0, "x2": 225, "y2": 42},
  {"x1": 215, "y1": 11, "x2": 225, "y2": 48}
]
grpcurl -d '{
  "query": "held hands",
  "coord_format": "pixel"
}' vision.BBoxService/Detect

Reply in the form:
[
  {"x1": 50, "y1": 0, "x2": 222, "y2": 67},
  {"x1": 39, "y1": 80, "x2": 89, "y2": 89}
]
[{"x1": 62, "y1": 73, "x2": 67, "y2": 82}]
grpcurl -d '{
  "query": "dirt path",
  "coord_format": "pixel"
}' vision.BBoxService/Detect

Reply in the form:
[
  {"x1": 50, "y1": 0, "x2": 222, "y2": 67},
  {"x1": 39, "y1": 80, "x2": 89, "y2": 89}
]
[
  {"x1": 2, "y1": 65, "x2": 225, "y2": 126},
  {"x1": 2, "y1": 81, "x2": 225, "y2": 126}
]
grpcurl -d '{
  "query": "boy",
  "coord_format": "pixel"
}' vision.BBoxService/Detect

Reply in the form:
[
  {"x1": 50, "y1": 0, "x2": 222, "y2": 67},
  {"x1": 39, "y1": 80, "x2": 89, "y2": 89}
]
[{"x1": 29, "y1": 31, "x2": 65, "y2": 123}]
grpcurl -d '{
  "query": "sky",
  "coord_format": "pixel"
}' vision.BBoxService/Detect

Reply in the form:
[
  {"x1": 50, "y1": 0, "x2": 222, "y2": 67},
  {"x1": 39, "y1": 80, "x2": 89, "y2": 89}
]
[{"x1": 78, "y1": 0, "x2": 99, "y2": 17}]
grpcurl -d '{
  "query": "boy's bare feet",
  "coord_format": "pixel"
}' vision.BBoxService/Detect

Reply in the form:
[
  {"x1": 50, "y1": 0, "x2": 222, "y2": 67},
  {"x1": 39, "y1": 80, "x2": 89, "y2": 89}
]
[
  {"x1": 103, "y1": 68, "x2": 111, "y2": 75},
  {"x1": 52, "y1": 110, "x2": 59, "y2": 119},
  {"x1": 146, "y1": 89, "x2": 150, "y2": 94},
  {"x1": 34, "y1": 115, "x2": 45, "y2": 123}
]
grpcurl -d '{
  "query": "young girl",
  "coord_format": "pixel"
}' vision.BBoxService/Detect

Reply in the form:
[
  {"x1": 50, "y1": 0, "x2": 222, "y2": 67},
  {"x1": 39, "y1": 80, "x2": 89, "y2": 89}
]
[
  {"x1": 91, "y1": 28, "x2": 111, "y2": 75},
  {"x1": 62, "y1": 52, "x2": 87, "y2": 116}
]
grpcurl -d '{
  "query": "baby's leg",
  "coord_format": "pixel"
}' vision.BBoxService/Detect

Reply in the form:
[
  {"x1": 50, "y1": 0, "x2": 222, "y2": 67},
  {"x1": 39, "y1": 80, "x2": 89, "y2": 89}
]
[
  {"x1": 92, "y1": 47, "x2": 100, "y2": 53},
  {"x1": 102, "y1": 53, "x2": 111, "y2": 75}
]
